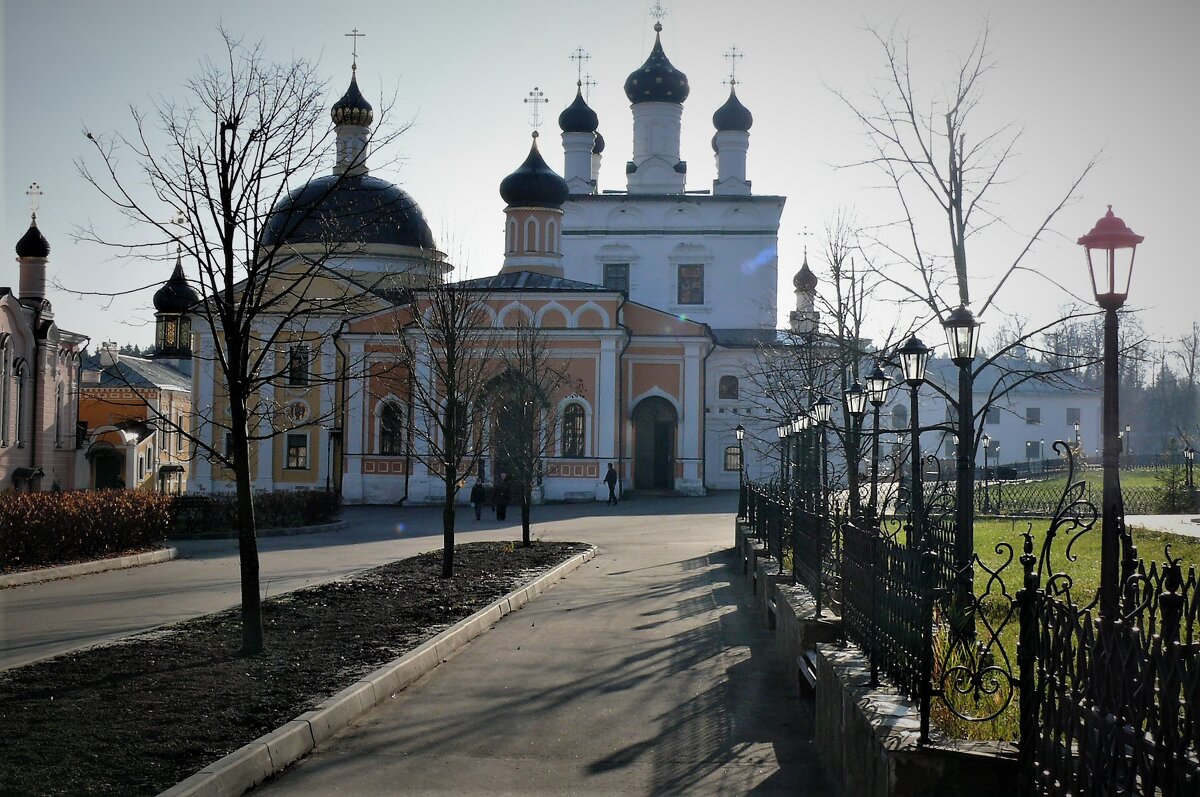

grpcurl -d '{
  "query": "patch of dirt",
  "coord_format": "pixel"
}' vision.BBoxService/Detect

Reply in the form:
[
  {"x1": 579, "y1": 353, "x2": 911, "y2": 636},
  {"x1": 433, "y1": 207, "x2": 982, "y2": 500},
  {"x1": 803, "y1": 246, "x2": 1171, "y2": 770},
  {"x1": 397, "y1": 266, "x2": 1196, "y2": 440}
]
[
  {"x1": 0, "y1": 541, "x2": 588, "y2": 796},
  {"x1": 0, "y1": 545, "x2": 164, "y2": 577}
]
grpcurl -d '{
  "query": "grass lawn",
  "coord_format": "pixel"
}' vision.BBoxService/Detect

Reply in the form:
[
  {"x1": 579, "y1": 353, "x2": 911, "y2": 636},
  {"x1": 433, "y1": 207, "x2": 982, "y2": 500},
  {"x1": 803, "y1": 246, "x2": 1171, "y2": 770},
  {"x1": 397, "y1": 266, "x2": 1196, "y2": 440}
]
[
  {"x1": 1020, "y1": 468, "x2": 1167, "y2": 491},
  {"x1": 929, "y1": 518, "x2": 1200, "y2": 742}
]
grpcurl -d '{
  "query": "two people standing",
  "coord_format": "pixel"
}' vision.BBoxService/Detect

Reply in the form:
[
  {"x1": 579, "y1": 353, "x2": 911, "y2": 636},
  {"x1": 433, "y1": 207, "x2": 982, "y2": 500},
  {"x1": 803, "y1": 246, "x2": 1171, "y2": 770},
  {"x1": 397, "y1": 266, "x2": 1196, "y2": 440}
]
[{"x1": 469, "y1": 473, "x2": 512, "y2": 521}]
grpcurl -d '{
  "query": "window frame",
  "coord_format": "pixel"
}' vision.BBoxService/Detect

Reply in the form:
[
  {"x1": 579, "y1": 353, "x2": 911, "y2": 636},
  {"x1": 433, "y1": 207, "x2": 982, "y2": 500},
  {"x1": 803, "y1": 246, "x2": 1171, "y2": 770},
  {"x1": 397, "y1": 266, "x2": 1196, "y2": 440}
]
[
  {"x1": 287, "y1": 345, "x2": 310, "y2": 387},
  {"x1": 718, "y1": 375, "x2": 739, "y2": 400},
  {"x1": 561, "y1": 402, "x2": 586, "y2": 458},
  {"x1": 603, "y1": 263, "x2": 630, "y2": 293},
  {"x1": 724, "y1": 445, "x2": 742, "y2": 471},
  {"x1": 1025, "y1": 406, "x2": 1041, "y2": 426},
  {"x1": 379, "y1": 402, "x2": 406, "y2": 456},
  {"x1": 286, "y1": 432, "x2": 309, "y2": 470},
  {"x1": 676, "y1": 263, "x2": 704, "y2": 305}
]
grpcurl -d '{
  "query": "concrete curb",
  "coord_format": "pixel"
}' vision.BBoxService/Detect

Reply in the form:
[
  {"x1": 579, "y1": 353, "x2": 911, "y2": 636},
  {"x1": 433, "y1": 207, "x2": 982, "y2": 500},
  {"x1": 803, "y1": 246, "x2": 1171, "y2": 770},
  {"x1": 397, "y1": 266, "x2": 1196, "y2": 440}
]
[
  {"x1": 0, "y1": 546, "x2": 178, "y2": 589},
  {"x1": 170, "y1": 520, "x2": 348, "y2": 541},
  {"x1": 157, "y1": 544, "x2": 598, "y2": 797}
]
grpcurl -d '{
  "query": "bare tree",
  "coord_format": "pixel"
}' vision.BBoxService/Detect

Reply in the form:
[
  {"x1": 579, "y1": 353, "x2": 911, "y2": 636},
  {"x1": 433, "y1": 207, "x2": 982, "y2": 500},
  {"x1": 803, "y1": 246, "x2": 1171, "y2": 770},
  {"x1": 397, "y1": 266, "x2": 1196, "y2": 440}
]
[
  {"x1": 76, "y1": 31, "x2": 410, "y2": 654},
  {"x1": 836, "y1": 22, "x2": 1098, "y2": 582},
  {"x1": 491, "y1": 316, "x2": 580, "y2": 547},
  {"x1": 392, "y1": 279, "x2": 500, "y2": 577}
]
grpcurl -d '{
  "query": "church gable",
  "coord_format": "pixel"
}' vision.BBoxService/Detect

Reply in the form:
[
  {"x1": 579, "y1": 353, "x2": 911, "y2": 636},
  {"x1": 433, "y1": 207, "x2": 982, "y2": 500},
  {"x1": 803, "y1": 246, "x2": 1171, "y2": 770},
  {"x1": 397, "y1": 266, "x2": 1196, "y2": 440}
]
[{"x1": 622, "y1": 301, "x2": 708, "y2": 338}]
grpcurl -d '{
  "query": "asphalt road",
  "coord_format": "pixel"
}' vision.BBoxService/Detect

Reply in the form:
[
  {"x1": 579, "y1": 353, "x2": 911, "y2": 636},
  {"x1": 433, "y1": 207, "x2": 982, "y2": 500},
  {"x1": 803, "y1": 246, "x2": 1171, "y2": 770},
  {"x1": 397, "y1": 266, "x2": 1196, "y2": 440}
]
[{"x1": 0, "y1": 496, "x2": 728, "y2": 671}]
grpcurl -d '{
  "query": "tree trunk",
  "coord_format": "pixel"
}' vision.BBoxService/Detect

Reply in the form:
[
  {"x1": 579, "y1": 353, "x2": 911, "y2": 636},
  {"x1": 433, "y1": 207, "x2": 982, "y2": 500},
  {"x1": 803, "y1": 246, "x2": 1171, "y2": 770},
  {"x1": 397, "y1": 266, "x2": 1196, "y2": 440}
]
[
  {"x1": 521, "y1": 489, "x2": 532, "y2": 547},
  {"x1": 442, "y1": 486, "x2": 455, "y2": 578},
  {"x1": 229, "y1": 401, "x2": 263, "y2": 655}
]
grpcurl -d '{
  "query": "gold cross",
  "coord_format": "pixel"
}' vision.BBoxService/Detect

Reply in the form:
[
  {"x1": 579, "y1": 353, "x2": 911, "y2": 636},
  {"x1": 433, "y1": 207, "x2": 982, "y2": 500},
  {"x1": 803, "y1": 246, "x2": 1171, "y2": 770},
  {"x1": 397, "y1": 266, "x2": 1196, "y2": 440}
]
[
  {"x1": 582, "y1": 74, "x2": 596, "y2": 102},
  {"x1": 524, "y1": 86, "x2": 548, "y2": 130},
  {"x1": 723, "y1": 46, "x2": 743, "y2": 88},
  {"x1": 345, "y1": 28, "x2": 366, "y2": 69},
  {"x1": 569, "y1": 48, "x2": 590, "y2": 84},
  {"x1": 26, "y1": 182, "x2": 42, "y2": 217}
]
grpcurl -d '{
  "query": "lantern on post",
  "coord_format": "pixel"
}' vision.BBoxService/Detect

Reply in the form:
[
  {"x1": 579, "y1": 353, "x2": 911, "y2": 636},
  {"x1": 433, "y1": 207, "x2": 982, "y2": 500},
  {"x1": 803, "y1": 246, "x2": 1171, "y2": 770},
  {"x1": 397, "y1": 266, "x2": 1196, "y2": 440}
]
[{"x1": 1078, "y1": 205, "x2": 1143, "y2": 621}]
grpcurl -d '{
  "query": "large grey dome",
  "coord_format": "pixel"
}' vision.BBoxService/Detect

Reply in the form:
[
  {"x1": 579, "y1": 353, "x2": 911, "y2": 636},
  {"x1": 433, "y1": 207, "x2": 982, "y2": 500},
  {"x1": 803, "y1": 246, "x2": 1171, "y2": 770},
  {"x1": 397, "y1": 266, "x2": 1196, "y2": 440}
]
[{"x1": 261, "y1": 174, "x2": 435, "y2": 250}]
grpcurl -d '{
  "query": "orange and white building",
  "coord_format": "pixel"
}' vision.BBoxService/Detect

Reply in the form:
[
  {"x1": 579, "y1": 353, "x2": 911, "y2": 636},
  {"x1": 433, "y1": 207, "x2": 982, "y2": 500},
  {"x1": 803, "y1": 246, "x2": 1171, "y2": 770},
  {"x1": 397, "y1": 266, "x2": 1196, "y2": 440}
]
[
  {"x1": 189, "y1": 23, "x2": 794, "y2": 503},
  {"x1": 0, "y1": 211, "x2": 89, "y2": 491}
]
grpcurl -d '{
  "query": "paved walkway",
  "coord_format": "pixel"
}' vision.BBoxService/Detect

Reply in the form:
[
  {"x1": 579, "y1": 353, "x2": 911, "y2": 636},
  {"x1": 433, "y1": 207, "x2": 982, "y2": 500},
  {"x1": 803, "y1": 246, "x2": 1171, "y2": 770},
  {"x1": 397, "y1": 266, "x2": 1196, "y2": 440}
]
[
  {"x1": 1127, "y1": 514, "x2": 1200, "y2": 539},
  {"x1": 253, "y1": 496, "x2": 833, "y2": 796}
]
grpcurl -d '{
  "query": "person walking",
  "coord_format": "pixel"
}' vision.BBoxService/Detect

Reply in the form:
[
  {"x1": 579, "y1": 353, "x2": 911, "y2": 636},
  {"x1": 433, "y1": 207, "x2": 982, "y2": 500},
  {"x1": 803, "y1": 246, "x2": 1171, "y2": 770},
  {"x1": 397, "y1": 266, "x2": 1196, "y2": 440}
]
[
  {"x1": 470, "y1": 480, "x2": 486, "y2": 521},
  {"x1": 604, "y1": 463, "x2": 619, "y2": 505},
  {"x1": 494, "y1": 473, "x2": 511, "y2": 521}
]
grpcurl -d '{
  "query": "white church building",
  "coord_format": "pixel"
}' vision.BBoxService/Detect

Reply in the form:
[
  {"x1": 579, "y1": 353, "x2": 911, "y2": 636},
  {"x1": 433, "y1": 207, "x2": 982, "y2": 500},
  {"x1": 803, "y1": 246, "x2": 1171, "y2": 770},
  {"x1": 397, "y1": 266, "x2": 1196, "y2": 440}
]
[{"x1": 188, "y1": 21, "x2": 796, "y2": 503}]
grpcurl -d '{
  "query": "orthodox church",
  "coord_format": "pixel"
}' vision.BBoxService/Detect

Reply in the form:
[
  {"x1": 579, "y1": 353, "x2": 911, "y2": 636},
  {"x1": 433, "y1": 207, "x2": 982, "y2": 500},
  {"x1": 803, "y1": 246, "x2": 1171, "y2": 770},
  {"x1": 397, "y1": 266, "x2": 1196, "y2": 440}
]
[{"x1": 188, "y1": 21, "x2": 798, "y2": 503}]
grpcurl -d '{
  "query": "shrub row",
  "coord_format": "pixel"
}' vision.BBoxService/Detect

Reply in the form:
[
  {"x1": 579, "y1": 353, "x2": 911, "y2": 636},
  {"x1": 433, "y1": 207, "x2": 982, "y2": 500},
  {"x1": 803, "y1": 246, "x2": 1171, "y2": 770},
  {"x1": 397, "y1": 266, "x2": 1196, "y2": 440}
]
[
  {"x1": 0, "y1": 490, "x2": 171, "y2": 570},
  {"x1": 171, "y1": 489, "x2": 341, "y2": 536}
]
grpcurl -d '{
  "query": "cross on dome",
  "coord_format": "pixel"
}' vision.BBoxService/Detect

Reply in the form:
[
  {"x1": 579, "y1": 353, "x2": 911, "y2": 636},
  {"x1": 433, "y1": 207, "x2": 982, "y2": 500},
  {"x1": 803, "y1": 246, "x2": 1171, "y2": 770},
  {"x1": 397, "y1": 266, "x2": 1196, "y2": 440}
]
[
  {"x1": 723, "y1": 46, "x2": 743, "y2": 88},
  {"x1": 569, "y1": 48, "x2": 590, "y2": 84},
  {"x1": 650, "y1": 1, "x2": 668, "y2": 26},
  {"x1": 345, "y1": 27, "x2": 366, "y2": 70},
  {"x1": 524, "y1": 86, "x2": 548, "y2": 130},
  {"x1": 582, "y1": 74, "x2": 596, "y2": 102},
  {"x1": 26, "y1": 182, "x2": 42, "y2": 219}
]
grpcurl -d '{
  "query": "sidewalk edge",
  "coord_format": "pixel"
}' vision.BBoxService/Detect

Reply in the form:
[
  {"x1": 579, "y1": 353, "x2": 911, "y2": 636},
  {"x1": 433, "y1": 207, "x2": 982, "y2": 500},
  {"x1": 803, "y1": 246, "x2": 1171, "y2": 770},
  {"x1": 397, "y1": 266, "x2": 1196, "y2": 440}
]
[
  {"x1": 0, "y1": 547, "x2": 178, "y2": 589},
  {"x1": 156, "y1": 543, "x2": 597, "y2": 797}
]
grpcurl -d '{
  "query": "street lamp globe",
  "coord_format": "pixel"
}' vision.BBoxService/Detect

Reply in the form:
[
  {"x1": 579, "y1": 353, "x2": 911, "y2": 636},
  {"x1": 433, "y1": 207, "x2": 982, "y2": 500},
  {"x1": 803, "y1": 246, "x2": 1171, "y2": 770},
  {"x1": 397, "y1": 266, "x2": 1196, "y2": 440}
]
[
  {"x1": 813, "y1": 395, "x2": 834, "y2": 424},
  {"x1": 776, "y1": 422, "x2": 788, "y2": 440},
  {"x1": 735, "y1": 424, "x2": 745, "y2": 442},
  {"x1": 982, "y1": 433, "x2": 990, "y2": 450},
  {"x1": 1078, "y1": 205, "x2": 1144, "y2": 310},
  {"x1": 793, "y1": 412, "x2": 806, "y2": 434},
  {"x1": 942, "y1": 304, "x2": 981, "y2": 366},
  {"x1": 866, "y1": 362, "x2": 889, "y2": 406},
  {"x1": 845, "y1": 381, "x2": 868, "y2": 418},
  {"x1": 898, "y1": 335, "x2": 931, "y2": 387}
]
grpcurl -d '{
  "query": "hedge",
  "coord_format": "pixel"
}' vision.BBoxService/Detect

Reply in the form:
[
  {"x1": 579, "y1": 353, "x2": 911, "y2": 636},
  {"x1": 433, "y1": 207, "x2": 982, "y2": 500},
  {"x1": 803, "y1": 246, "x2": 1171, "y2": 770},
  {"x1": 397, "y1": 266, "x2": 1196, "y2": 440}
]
[
  {"x1": 170, "y1": 490, "x2": 341, "y2": 536},
  {"x1": 0, "y1": 490, "x2": 171, "y2": 570}
]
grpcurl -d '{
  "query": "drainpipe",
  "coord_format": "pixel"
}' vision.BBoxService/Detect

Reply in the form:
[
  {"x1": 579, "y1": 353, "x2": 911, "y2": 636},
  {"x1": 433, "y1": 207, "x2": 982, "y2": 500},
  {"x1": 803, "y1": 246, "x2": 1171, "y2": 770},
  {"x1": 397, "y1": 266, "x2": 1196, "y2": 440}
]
[
  {"x1": 615, "y1": 293, "x2": 631, "y2": 492},
  {"x1": 700, "y1": 324, "x2": 716, "y2": 490}
]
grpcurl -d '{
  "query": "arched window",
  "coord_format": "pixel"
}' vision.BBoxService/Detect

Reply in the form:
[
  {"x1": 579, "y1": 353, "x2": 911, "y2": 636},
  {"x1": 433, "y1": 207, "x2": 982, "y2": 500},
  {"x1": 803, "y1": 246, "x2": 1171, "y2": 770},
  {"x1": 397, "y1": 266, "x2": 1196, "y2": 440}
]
[
  {"x1": 0, "y1": 337, "x2": 10, "y2": 446},
  {"x1": 891, "y1": 404, "x2": 908, "y2": 430},
  {"x1": 561, "y1": 403, "x2": 585, "y2": 458},
  {"x1": 718, "y1": 375, "x2": 739, "y2": 400},
  {"x1": 55, "y1": 384, "x2": 63, "y2": 448},
  {"x1": 524, "y1": 217, "x2": 539, "y2": 252},
  {"x1": 14, "y1": 363, "x2": 25, "y2": 447},
  {"x1": 507, "y1": 220, "x2": 517, "y2": 253},
  {"x1": 288, "y1": 345, "x2": 310, "y2": 386},
  {"x1": 380, "y1": 402, "x2": 405, "y2": 456},
  {"x1": 724, "y1": 445, "x2": 742, "y2": 471},
  {"x1": 545, "y1": 219, "x2": 558, "y2": 253}
]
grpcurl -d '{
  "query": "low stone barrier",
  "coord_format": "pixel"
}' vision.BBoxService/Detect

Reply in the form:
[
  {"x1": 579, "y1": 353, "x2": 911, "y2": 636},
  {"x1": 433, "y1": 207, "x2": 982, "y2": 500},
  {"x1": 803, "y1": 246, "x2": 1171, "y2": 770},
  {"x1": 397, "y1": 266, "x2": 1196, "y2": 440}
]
[{"x1": 731, "y1": 518, "x2": 1015, "y2": 796}]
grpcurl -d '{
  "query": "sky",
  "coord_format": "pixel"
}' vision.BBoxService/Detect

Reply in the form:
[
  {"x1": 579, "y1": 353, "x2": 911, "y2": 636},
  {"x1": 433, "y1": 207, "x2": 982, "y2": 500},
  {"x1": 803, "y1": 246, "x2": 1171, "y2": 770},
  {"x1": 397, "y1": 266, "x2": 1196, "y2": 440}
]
[{"x1": 3, "y1": 0, "x2": 1198, "y2": 354}]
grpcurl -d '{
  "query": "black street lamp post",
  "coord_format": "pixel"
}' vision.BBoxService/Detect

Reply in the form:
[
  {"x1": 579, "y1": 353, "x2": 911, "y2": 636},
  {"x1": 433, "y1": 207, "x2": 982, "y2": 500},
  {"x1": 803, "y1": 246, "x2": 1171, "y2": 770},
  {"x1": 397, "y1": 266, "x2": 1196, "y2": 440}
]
[
  {"x1": 981, "y1": 433, "x2": 991, "y2": 514},
  {"x1": 845, "y1": 381, "x2": 868, "y2": 523},
  {"x1": 943, "y1": 304, "x2": 980, "y2": 605},
  {"x1": 1185, "y1": 445, "x2": 1195, "y2": 490},
  {"x1": 1079, "y1": 205, "x2": 1143, "y2": 621},
  {"x1": 736, "y1": 424, "x2": 746, "y2": 518},
  {"x1": 898, "y1": 333, "x2": 932, "y2": 743},
  {"x1": 866, "y1": 363, "x2": 890, "y2": 525}
]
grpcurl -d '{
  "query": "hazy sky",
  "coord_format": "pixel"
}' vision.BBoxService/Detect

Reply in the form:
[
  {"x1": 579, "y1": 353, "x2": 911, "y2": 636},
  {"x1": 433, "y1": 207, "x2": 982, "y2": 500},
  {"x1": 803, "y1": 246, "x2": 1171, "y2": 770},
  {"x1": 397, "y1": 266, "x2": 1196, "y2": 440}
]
[{"x1": 3, "y1": 0, "x2": 1198, "y2": 352}]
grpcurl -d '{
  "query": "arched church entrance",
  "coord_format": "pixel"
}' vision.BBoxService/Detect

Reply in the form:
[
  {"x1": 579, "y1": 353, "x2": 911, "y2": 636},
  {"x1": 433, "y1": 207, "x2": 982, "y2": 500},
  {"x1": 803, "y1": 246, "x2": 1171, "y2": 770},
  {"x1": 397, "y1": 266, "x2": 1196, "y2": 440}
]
[
  {"x1": 632, "y1": 396, "x2": 676, "y2": 490},
  {"x1": 88, "y1": 442, "x2": 125, "y2": 489}
]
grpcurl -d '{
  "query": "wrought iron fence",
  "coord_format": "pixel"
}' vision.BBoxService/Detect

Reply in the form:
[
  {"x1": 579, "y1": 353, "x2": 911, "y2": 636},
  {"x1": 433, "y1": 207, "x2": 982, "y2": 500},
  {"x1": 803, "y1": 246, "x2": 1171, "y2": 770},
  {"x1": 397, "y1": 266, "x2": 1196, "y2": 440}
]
[
  {"x1": 744, "y1": 438, "x2": 1200, "y2": 793},
  {"x1": 974, "y1": 479, "x2": 1167, "y2": 516}
]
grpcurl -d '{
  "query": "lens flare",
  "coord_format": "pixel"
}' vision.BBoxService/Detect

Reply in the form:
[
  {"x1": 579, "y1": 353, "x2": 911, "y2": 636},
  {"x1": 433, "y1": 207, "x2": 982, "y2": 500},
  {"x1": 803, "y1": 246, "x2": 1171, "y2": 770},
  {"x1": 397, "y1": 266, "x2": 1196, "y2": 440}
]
[{"x1": 740, "y1": 245, "x2": 777, "y2": 275}]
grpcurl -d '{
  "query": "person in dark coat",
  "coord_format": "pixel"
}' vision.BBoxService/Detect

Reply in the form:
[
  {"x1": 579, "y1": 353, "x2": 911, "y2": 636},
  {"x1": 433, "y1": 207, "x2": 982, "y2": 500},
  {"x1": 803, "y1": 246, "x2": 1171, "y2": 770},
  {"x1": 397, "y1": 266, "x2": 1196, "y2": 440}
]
[
  {"x1": 494, "y1": 473, "x2": 511, "y2": 521},
  {"x1": 470, "y1": 480, "x2": 487, "y2": 520},
  {"x1": 604, "y1": 463, "x2": 619, "y2": 505}
]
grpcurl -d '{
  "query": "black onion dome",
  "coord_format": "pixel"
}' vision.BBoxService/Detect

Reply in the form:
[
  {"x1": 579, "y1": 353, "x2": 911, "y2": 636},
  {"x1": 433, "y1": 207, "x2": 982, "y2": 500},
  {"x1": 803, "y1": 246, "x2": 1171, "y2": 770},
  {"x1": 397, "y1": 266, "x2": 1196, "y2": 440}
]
[
  {"x1": 713, "y1": 88, "x2": 753, "y2": 132},
  {"x1": 623, "y1": 23, "x2": 689, "y2": 104},
  {"x1": 261, "y1": 174, "x2": 435, "y2": 249},
  {"x1": 793, "y1": 256, "x2": 818, "y2": 292},
  {"x1": 499, "y1": 137, "x2": 570, "y2": 208},
  {"x1": 592, "y1": 130, "x2": 605, "y2": 154},
  {"x1": 558, "y1": 86, "x2": 599, "y2": 133},
  {"x1": 331, "y1": 70, "x2": 374, "y2": 127},
  {"x1": 15, "y1": 216, "x2": 49, "y2": 258},
  {"x1": 153, "y1": 255, "x2": 199, "y2": 313}
]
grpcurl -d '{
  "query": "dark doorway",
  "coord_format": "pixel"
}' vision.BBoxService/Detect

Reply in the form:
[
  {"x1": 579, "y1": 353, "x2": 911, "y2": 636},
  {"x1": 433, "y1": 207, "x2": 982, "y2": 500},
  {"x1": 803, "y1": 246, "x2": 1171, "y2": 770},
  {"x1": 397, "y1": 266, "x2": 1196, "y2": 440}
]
[
  {"x1": 632, "y1": 396, "x2": 677, "y2": 490},
  {"x1": 94, "y1": 453, "x2": 124, "y2": 489}
]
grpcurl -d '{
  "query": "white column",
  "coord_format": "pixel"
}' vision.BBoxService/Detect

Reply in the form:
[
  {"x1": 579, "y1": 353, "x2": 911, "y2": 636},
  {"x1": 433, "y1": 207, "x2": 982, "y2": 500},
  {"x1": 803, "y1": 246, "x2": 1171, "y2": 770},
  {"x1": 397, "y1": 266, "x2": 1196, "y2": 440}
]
[
  {"x1": 713, "y1": 130, "x2": 750, "y2": 195},
  {"x1": 341, "y1": 341, "x2": 366, "y2": 502},
  {"x1": 597, "y1": 338, "x2": 617, "y2": 459},
  {"x1": 680, "y1": 343, "x2": 704, "y2": 494},
  {"x1": 627, "y1": 103, "x2": 685, "y2": 194},
  {"x1": 255, "y1": 375, "x2": 275, "y2": 490},
  {"x1": 562, "y1": 131, "x2": 594, "y2": 193}
]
